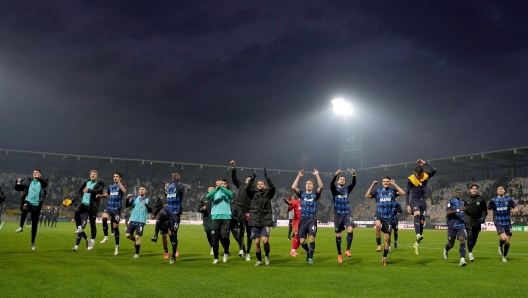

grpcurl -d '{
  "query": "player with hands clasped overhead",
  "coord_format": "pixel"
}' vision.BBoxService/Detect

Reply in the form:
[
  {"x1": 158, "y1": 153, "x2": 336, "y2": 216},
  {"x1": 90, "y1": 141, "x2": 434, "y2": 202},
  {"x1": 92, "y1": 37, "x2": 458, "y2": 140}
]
[
  {"x1": 330, "y1": 169, "x2": 357, "y2": 264},
  {"x1": 406, "y1": 159, "x2": 437, "y2": 256},
  {"x1": 292, "y1": 168, "x2": 323, "y2": 265},
  {"x1": 366, "y1": 177, "x2": 405, "y2": 266}
]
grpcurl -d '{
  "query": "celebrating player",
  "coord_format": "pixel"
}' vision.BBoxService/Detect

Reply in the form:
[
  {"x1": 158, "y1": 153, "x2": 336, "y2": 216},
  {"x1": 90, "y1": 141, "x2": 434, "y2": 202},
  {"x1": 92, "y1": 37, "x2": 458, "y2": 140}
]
[
  {"x1": 125, "y1": 186, "x2": 152, "y2": 258},
  {"x1": 488, "y1": 186, "x2": 518, "y2": 262},
  {"x1": 330, "y1": 169, "x2": 357, "y2": 263},
  {"x1": 246, "y1": 168, "x2": 275, "y2": 266},
  {"x1": 14, "y1": 170, "x2": 49, "y2": 251},
  {"x1": 443, "y1": 189, "x2": 468, "y2": 266},
  {"x1": 97, "y1": 172, "x2": 126, "y2": 255},
  {"x1": 292, "y1": 169, "x2": 323, "y2": 265},
  {"x1": 406, "y1": 159, "x2": 437, "y2": 255},
  {"x1": 366, "y1": 177, "x2": 404, "y2": 266},
  {"x1": 461, "y1": 184, "x2": 487, "y2": 261}
]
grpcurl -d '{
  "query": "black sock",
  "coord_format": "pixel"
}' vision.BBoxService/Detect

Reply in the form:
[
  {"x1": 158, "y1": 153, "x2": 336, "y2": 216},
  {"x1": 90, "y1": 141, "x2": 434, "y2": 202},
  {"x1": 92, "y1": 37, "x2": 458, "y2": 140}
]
[
  {"x1": 256, "y1": 251, "x2": 262, "y2": 261},
  {"x1": 135, "y1": 244, "x2": 140, "y2": 254},
  {"x1": 336, "y1": 236, "x2": 342, "y2": 255},
  {"x1": 264, "y1": 243, "x2": 270, "y2": 257},
  {"x1": 154, "y1": 220, "x2": 160, "y2": 237},
  {"x1": 394, "y1": 232, "x2": 398, "y2": 242},
  {"x1": 419, "y1": 223, "x2": 423, "y2": 235},
  {"x1": 309, "y1": 242, "x2": 315, "y2": 259},
  {"x1": 170, "y1": 234, "x2": 178, "y2": 257},
  {"x1": 383, "y1": 248, "x2": 389, "y2": 257},
  {"x1": 504, "y1": 243, "x2": 510, "y2": 257},
  {"x1": 301, "y1": 243, "x2": 309, "y2": 252},
  {"x1": 114, "y1": 227, "x2": 120, "y2": 245},
  {"x1": 414, "y1": 215, "x2": 420, "y2": 235},
  {"x1": 376, "y1": 237, "x2": 381, "y2": 246},
  {"x1": 102, "y1": 218, "x2": 108, "y2": 237},
  {"x1": 346, "y1": 232, "x2": 353, "y2": 250},
  {"x1": 445, "y1": 243, "x2": 452, "y2": 252},
  {"x1": 460, "y1": 242, "x2": 466, "y2": 258},
  {"x1": 75, "y1": 233, "x2": 82, "y2": 246}
]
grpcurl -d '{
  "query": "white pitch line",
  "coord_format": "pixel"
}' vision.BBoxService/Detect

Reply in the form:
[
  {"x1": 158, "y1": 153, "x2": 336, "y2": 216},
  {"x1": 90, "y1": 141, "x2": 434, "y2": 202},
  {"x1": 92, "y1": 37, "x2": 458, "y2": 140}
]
[
  {"x1": 0, "y1": 221, "x2": 4, "y2": 230},
  {"x1": 397, "y1": 245, "x2": 527, "y2": 256}
]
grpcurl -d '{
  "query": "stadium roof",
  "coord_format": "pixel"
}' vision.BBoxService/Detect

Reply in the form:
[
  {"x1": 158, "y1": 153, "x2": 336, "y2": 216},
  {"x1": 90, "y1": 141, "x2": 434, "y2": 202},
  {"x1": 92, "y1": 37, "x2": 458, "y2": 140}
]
[{"x1": 357, "y1": 147, "x2": 528, "y2": 177}]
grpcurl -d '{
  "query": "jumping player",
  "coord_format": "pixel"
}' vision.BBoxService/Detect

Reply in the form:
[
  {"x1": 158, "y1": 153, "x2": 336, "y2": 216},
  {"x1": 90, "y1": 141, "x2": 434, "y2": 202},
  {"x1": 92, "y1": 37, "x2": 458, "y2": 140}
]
[
  {"x1": 406, "y1": 159, "x2": 437, "y2": 255},
  {"x1": 97, "y1": 172, "x2": 126, "y2": 256},
  {"x1": 125, "y1": 186, "x2": 152, "y2": 258}
]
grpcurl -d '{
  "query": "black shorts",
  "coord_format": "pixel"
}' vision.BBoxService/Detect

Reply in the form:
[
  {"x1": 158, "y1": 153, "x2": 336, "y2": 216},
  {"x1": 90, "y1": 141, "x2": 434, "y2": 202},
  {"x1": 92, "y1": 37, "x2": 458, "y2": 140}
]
[
  {"x1": 168, "y1": 213, "x2": 180, "y2": 233},
  {"x1": 126, "y1": 221, "x2": 145, "y2": 236},
  {"x1": 380, "y1": 218, "x2": 392, "y2": 235},
  {"x1": 496, "y1": 224, "x2": 512, "y2": 237},
  {"x1": 410, "y1": 199, "x2": 427, "y2": 219},
  {"x1": 103, "y1": 209, "x2": 121, "y2": 224},
  {"x1": 391, "y1": 219, "x2": 399, "y2": 231},
  {"x1": 298, "y1": 217, "x2": 318, "y2": 239},
  {"x1": 448, "y1": 225, "x2": 466, "y2": 241},
  {"x1": 250, "y1": 226, "x2": 270, "y2": 239},
  {"x1": 211, "y1": 219, "x2": 231, "y2": 240},
  {"x1": 334, "y1": 213, "x2": 355, "y2": 233}
]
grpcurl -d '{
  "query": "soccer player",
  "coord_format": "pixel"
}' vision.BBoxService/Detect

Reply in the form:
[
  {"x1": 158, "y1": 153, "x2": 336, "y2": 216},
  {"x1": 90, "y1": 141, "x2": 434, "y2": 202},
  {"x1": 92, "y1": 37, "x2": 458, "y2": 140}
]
[
  {"x1": 365, "y1": 177, "x2": 405, "y2": 266},
  {"x1": 14, "y1": 170, "x2": 49, "y2": 250},
  {"x1": 198, "y1": 187, "x2": 214, "y2": 255},
  {"x1": 73, "y1": 170, "x2": 104, "y2": 251},
  {"x1": 44, "y1": 206, "x2": 52, "y2": 227},
  {"x1": 406, "y1": 159, "x2": 437, "y2": 255},
  {"x1": 246, "y1": 168, "x2": 275, "y2": 266},
  {"x1": 97, "y1": 172, "x2": 126, "y2": 256},
  {"x1": 50, "y1": 207, "x2": 59, "y2": 227},
  {"x1": 443, "y1": 189, "x2": 468, "y2": 266},
  {"x1": 230, "y1": 160, "x2": 252, "y2": 259},
  {"x1": 285, "y1": 195, "x2": 301, "y2": 257},
  {"x1": 461, "y1": 184, "x2": 487, "y2": 261},
  {"x1": 164, "y1": 173, "x2": 185, "y2": 264},
  {"x1": 151, "y1": 182, "x2": 170, "y2": 259},
  {"x1": 390, "y1": 201, "x2": 403, "y2": 249},
  {"x1": 488, "y1": 186, "x2": 518, "y2": 262},
  {"x1": 206, "y1": 179, "x2": 233, "y2": 264},
  {"x1": 292, "y1": 168, "x2": 323, "y2": 265},
  {"x1": 287, "y1": 205, "x2": 294, "y2": 240},
  {"x1": 330, "y1": 169, "x2": 357, "y2": 263},
  {"x1": 125, "y1": 186, "x2": 152, "y2": 258}
]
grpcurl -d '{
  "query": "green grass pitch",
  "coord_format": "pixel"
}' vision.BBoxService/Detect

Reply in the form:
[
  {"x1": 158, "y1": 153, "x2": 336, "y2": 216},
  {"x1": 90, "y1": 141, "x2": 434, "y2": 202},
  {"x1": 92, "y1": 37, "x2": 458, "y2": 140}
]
[{"x1": 0, "y1": 221, "x2": 526, "y2": 297}]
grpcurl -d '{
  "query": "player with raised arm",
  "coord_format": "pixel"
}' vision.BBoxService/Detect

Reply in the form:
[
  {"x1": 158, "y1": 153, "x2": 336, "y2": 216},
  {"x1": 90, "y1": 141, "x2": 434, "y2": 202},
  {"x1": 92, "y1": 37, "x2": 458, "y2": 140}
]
[
  {"x1": 330, "y1": 169, "x2": 357, "y2": 263},
  {"x1": 206, "y1": 179, "x2": 234, "y2": 264},
  {"x1": 14, "y1": 170, "x2": 49, "y2": 251},
  {"x1": 365, "y1": 177, "x2": 405, "y2": 266},
  {"x1": 97, "y1": 172, "x2": 126, "y2": 255},
  {"x1": 488, "y1": 186, "x2": 518, "y2": 262},
  {"x1": 246, "y1": 168, "x2": 275, "y2": 266},
  {"x1": 443, "y1": 189, "x2": 468, "y2": 266},
  {"x1": 125, "y1": 186, "x2": 152, "y2": 258},
  {"x1": 406, "y1": 159, "x2": 437, "y2": 255},
  {"x1": 292, "y1": 169, "x2": 323, "y2": 265},
  {"x1": 230, "y1": 160, "x2": 252, "y2": 259}
]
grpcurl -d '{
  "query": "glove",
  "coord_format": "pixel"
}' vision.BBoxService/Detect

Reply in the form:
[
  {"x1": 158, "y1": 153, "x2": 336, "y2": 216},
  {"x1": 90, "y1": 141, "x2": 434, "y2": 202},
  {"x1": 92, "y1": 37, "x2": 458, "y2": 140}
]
[
  {"x1": 62, "y1": 198, "x2": 73, "y2": 207},
  {"x1": 478, "y1": 217, "x2": 485, "y2": 224},
  {"x1": 283, "y1": 198, "x2": 292, "y2": 205},
  {"x1": 264, "y1": 167, "x2": 268, "y2": 178}
]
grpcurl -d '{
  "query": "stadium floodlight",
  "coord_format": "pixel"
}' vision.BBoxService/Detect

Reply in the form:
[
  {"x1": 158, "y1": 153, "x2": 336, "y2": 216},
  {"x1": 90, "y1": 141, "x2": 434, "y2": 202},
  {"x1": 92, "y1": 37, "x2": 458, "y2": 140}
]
[{"x1": 332, "y1": 98, "x2": 353, "y2": 115}]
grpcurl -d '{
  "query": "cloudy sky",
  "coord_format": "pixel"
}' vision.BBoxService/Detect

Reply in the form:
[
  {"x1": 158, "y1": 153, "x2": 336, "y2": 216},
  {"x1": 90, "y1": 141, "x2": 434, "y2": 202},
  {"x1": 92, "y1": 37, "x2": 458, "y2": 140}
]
[{"x1": 1, "y1": 1, "x2": 527, "y2": 172}]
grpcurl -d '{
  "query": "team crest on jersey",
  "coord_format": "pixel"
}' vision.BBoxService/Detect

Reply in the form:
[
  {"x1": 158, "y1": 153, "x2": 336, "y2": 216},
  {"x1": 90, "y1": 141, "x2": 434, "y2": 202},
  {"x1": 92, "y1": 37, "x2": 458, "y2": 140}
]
[
  {"x1": 477, "y1": 202, "x2": 480, "y2": 205},
  {"x1": 174, "y1": 223, "x2": 179, "y2": 230},
  {"x1": 311, "y1": 225, "x2": 317, "y2": 232}
]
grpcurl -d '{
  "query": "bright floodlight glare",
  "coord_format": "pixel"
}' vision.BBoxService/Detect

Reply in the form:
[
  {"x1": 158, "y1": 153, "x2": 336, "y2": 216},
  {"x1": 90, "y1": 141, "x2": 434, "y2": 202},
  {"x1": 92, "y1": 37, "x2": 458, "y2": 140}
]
[{"x1": 332, "y1": 98, "x2": 353, "y2": 115}]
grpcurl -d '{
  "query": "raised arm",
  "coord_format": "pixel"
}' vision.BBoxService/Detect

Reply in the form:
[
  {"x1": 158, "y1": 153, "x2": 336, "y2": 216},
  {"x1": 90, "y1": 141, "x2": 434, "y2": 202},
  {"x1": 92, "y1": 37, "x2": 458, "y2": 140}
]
[
  {"x1": 391, "y1": 180, "x2": 405, "y2": 196},
  {"x1": 219, "y1": 186, "x2": 233, "y2": 199},
  {"x1": 418, "y1": 159, "x2": 437, "y2": 178},
  {"x1": 365, "y1": 181, "x2": 378, "y2": 198},
  {"x1": 347, "y1": 169, "x2": 357, "y2": 194},
  {"x1": 125, "y1": 194, "x2": 134, "y2": 208},
  {"x1": 206, "y1": 188, "x2": 219, "y2": 200},
  {"x1": 330, "y1": 170, "x2": 339, "y2": 195},
  {"x1": 264, "y1": 168, "x2": 275, "y2": 198},
  {"x1": 230, "y1": 160, "x2": 242, "y2": 188},
  {"x1": 313, "y1": 168, "x2": 323, "y2": 192},
  {"x1": 245, "y1": 170, "x2": 256, "y2": 198},
  {"x1": 292, "y1": 169, "x2": 303, "y2": 193}
]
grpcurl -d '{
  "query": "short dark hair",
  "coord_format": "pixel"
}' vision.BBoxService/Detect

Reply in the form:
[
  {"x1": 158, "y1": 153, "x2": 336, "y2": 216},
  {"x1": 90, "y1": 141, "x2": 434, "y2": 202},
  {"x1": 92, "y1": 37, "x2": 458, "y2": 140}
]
[
  {"x1": 382, "y1": 176, "x2": 391, "y2": 180},
  {"x1": 221, "y1": 178, "x2": 228, "y2": 184},
  {"x1": 470, "y1": 184, "x2": 479, "y2": 189},
  {"x1": 257, "y1": 179, "x2": 266, "y2": 184},
  {"x1": 414, "y1": 166, "x2": 423, "y2": 174},
  {"x1": 34, "y1": 169, "x2": 41, "y2": 174},
  {"x1": 496, "y1": 185, "x2": 505, "y2": 189},
  {"x1": 306, "y1": 179, "x2": 314, "y2": 184},
  {"x1": 114, "y1": 172, "x2": 122, "y2": 178},
  {"x1": 139, "y1": 185, "x2": 147, "y2": 189},
  {"x1": 454, "y1": 188, "x2": 461, "y2": 192}
]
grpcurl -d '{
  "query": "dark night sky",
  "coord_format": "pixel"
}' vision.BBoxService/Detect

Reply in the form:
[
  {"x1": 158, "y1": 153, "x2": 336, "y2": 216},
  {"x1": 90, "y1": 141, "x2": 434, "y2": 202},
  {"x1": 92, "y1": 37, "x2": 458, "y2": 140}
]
[{"x1": 1, "y1": 1, "x2": 527, "y2": 172}]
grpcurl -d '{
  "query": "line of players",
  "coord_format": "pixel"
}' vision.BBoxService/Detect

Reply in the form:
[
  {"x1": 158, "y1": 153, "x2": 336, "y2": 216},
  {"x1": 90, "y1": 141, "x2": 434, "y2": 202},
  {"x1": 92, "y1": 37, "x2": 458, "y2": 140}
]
[{"x1": 12, "y1": 159, "x2": 519, "y2": 266}]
